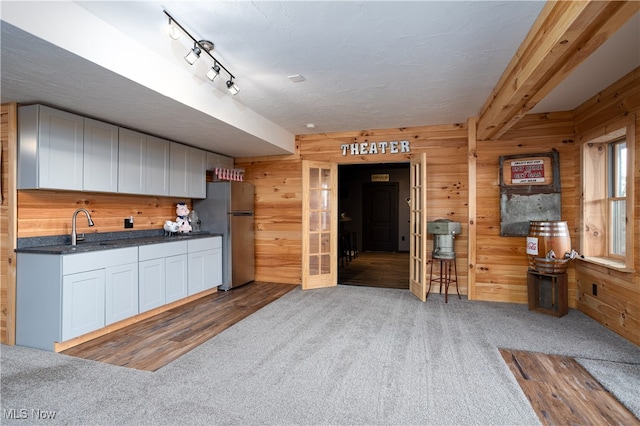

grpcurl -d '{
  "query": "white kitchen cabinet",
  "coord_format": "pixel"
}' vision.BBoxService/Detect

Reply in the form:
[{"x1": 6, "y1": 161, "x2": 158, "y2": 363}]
[
  {"x1": 170, "y1": 143, "x2": 206, "y2": 198},
  {"x1": 165, "y1": 254, "x2": 188, "y2": 303},
  {"x1": 187, "y1": 237, "x2": 222, "y2": 295},
  {"x1": 119, "y1": 129, "x2": 171, "y2": 196},
  {"x1": 146, "y1": 135, "x2": 170, "y2": 196},
  {"x1": 189, "y1": 146, "x2": 207, "y2": 199},
  {"x1": 105, "y1": 262, "x2": 139, "y2": 325},
  {"x1": 62, "y1": 269, "x2": 106, "y2": 341},
  {"x1": 206, "y1": 151, "x2": 234, "y2": 171},
  {"x1": 83, "y1": 118, "x2": 119, "y2": 192},
  {"x1": 18, "y1": 104, "x2": 84, "y2": 190},
  {"x1": 118, "y1": 128, "x2": 146, "y2": 194},
  {"x1": 138, "y1": 241, "x2": 188, "y2": 313},
  {"x1": 16, "y1": 247, "x2": 138, "y2": 351},
  {"x1": 139, "y1": 258, "x2": 165, "y2": 313}
]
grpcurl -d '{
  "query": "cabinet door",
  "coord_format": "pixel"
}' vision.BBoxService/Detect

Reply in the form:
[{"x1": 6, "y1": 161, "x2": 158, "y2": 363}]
[
  {"x1": 38, "y1": 105, "x2": 84, "y2": 190},
  {"x1": 84, "y1": 118, "x2": 119, "y2": 192},
  {"x1": 106, "y1": 262, "x2": 139, "y2": 325},
  {"x1": 188, "y1": 147, "x2": 206, "y2": 199},
  {"x1": 209, "y1": 248, "x2": 223, "y2": 288},
  {"x1": 146, "y1": 136, "x2": 170, "y2": 196},
  {"x1": 169, "y1": 142, "x2": 189, "y2": 197},
  {"x1": 118, "y1": 128, "x2": 146, "y2": 194},
  {"x1": 166, "y1": 254, "x2": 188, "y2": 303},
  {"x1": 187, "y1": 251, "x2": 207, "y2": 295},
  {"x1": 62, "y1": 269, "x2": 106, "y2": 341},
  {"x1": 139, "y1": 258, "x2": 165, "y2": 313}
]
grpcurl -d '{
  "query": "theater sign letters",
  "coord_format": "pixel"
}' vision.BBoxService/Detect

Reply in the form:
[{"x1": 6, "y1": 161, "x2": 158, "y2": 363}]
[{"x1": 340, "y1": 140, "x2": 410, "y2": 156}]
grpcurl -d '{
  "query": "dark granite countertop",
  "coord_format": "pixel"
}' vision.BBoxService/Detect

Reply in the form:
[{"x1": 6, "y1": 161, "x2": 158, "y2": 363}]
[{"x1": 15, "y1": 231, "x2": 222, "y2": 255}]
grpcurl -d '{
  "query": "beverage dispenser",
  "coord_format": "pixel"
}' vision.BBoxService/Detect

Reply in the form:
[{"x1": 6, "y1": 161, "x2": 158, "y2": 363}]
[{"x1": 427, "y1": 219, "x2": 461, "y2": 259}]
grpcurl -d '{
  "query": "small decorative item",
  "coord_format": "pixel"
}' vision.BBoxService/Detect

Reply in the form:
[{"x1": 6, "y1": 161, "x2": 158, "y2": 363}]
[
  {"x1": 175, "y1": 202, "x2": 192, "y2": 233},
  {"x1": 163, "y1": 220, "x2": 179, "y2": 236}
]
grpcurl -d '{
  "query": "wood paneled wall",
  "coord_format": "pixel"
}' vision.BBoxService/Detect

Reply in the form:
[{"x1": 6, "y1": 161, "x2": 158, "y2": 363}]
[
  {"x1": 17, "y1": 190, "x2": 188, "y2": 238},
  {"x1": 237, "y1": 124, "x2": 470, "y2": 289},
  {"x1": 573, "y1": 67, "x2": 639, "y2": 345},
  {"x1": 1, "y1": 103, "x2": 17, "y2": 345},
  {"x1": 474, "y1": 112, "x2": 577, "y2": 305}
]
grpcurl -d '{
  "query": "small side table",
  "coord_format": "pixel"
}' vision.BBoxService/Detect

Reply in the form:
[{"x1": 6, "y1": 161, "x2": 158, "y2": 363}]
[{"x1": 527, "y1": 270, "x2": 568, "y2": 317}]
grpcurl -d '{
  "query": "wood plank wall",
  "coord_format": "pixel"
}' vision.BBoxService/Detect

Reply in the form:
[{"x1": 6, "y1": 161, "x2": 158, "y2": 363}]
[
  {"x1": 1, "y1": 103, "x2": 17, "y2": 345},
  {"x1": 475, "y1": 112, "x2": 577, "y2": 305},
  {"x1": 572, "y1": 67, "x2": 639, "y2": 345},
  {"x1": 17, "y1": 190, "x2": 188, "y2": 238},
  {"x1": 237, "y1": 124, "x2": 470, "y2": 289}
]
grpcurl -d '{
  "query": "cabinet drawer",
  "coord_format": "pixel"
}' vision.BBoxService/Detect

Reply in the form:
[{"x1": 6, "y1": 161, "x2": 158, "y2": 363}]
[
  {"x1": 63, "y1": 247, "x2": 138, "y2": 275},
  {"x1": 188, "y1": 236, "x2": 222, "y2": 252},
  {"x1": 139, "y1": 241, "x2": 187, "y2": 261}
]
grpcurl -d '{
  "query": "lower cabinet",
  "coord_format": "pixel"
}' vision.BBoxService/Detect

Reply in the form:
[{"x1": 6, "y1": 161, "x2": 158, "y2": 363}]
[
  {"x1": 17, "y1": 236, "x2": 222, "y2": 351},
  {"x1": 62, "y1": 269, "x2": 106, "y2": 342},
  {"x1": 106, "y1": 262, "x2": 139, "y2": 325},
  {"x1": 188, "y1": 237, "x2": 223, "y2": 295},
  {"x1": 138, "y1": 241, "x2": 188, "y2": 313}
]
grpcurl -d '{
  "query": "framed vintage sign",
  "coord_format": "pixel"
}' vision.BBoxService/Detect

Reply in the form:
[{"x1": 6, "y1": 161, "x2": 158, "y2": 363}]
[{"x1": 499, "y1": 151, "x2": 561, "y2": 236}]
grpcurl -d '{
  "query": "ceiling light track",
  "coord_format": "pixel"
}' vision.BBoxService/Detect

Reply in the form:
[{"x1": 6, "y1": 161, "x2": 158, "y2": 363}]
[{"x1": 163, "y1": 10, "x2": 239, "y2": 95}]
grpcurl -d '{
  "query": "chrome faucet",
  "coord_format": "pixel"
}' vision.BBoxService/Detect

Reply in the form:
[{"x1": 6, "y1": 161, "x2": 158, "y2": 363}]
[{"x1": 71, "y1": 208, "x2": 95, "y2": 246}]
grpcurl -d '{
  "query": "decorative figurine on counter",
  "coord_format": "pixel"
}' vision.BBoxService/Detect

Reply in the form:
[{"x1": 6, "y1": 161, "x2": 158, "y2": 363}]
[
  {"x1": 163, "y1": 220, "x2": 179, "y2": 236},
  {"x1": 175, "y1": 202, "x2": 192, "y2": 233}
]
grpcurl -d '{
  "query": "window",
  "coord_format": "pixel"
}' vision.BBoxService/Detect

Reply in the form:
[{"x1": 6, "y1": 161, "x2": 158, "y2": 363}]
[
  {"x1": 581, "y1": 120, "x2": 635, "y2": 271},
  {"x1": 608, "y1": 139, "x2": 626, "y2": 258}
]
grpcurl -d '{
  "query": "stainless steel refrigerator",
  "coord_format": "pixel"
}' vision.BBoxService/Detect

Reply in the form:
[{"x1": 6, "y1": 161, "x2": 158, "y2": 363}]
[{"x1": 194, "y1": 181, "x2": 255, "y2": 290}]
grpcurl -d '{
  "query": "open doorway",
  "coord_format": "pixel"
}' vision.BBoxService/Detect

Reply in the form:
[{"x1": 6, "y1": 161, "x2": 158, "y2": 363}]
[{"x1": 338, "y1": 163, "x2": 410, "y2": 289}]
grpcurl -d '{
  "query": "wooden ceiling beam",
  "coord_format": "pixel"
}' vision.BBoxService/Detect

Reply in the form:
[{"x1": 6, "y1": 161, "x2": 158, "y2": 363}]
[{"x1": 476, "y1": 1, "x2": 639, "y2": 141}]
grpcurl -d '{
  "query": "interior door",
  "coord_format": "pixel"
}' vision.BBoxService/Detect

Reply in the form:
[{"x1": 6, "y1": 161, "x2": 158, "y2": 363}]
[
  {"x1": 302, "y1": 161, "x2": 338, "y2": 290},
  {"x1": 410, "y1": 153, "x2": 427, "y2": 301},
  {"x1": 362, "y1": 182, "x2": 399, "y2": 252}
]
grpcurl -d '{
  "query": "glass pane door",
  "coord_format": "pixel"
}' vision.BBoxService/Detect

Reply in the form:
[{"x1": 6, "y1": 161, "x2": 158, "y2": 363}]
[{"x1": 302, "y1": 161, "x2": 337, "y2": 289}]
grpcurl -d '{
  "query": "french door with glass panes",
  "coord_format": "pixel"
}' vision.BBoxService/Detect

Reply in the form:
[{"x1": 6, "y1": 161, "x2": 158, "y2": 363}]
[
  {"x1": 302, "y1": 161, "x2": 338, "y2": 289},
  {"x1": 410, "y1": 153, "x2": 428, "y2": 301}
]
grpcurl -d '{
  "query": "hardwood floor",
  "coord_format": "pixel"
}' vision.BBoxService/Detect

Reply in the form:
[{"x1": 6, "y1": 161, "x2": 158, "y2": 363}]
[
  {"x1": 62, "y1": 281, "x2": 296, "y2": 371},
  {"x1": 500, "y1": 349, "x2": 639, "y2": 425},
  {"x1": 339, "y1": 251, "x2": 409, "y2": 289}
]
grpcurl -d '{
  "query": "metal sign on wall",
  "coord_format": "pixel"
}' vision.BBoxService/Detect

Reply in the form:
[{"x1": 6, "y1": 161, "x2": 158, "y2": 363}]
[
  {"x1": 340, "y1": 140, "x2": 410, "y2": 156},
  {"x1": 371, "y1": 174, "x2": 389, "y2": 182},
  {"x1": 499, "y1": 151, "x2": 561, "y2": 236}
]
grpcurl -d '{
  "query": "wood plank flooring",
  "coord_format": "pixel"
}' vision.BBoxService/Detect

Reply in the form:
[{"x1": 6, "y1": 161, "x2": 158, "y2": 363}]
[
  {"x1": 339, "y1": 251, "x2": 409, "y2": 289},
  {"x1": 500, "y1": 348, "x2": 639, "y2": 425},
  {"x1": 62, "y1": 281, "x2": 296, "y2": 371}
]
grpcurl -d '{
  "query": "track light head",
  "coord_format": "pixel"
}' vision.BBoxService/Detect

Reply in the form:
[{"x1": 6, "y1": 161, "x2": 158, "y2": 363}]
[
  {"x1": 207, "y1": 63, "x2": 221, "y2": 81},
  {"x1": 226, "y1": 79, "x2": 240, "y2": 95},
  {"x1": 184, "y1": 45, "x2": 201, "y2": 65},
  {"x1": 164, "y1": 20, "x2": 181, "y2": 40}
]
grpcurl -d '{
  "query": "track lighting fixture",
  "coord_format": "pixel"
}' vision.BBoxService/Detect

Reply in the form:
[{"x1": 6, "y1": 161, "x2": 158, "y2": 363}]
[
  {"x1": 163, "y1": 10, "x2": 239, "y2": 95},
  {"x1": 226, "y1": 79, "x2": 240, "y2": 95}
]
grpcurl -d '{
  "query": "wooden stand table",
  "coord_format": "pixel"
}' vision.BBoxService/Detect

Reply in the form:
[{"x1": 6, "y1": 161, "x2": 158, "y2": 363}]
[{"x1": 527, "y1": 270, "x2": 568, "y2": 317}]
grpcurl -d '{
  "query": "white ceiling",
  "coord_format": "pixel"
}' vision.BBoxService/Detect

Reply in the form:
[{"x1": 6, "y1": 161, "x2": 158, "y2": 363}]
[{"x1": 1, "y1": 1, "x2": 638, "y2": 158}]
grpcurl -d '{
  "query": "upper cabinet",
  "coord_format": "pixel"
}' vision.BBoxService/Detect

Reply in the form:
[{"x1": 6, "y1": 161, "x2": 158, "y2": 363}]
[
  {"x1": 18, "y1": 104, "x2": 208, "y2": 197},
  {"x1": 18, "y1": 104, "x2": 84, "y2": 190},
  {"x1": 84, "y1": 118, "x2": 119, "y2": 193},
  {"x1": 118, "y1": 129, "x2": 171, "y2": 196},
  {"x1": 170, "y1": 143, "x2": 206, "y2": 199}
]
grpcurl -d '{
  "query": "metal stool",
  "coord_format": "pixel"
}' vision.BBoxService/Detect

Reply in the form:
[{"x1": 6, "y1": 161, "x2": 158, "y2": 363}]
[{"x1": 427, "y1": 255, "x2": 460, "y2": 303}]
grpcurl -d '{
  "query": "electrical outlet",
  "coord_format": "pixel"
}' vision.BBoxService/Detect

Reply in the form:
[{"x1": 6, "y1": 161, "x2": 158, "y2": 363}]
[
  {"x1": 592, "y1": 283, "x2": 597, "y2": 296},
  {"x1": 124, "y1": 217, "x2": 134, "y2": 229}
]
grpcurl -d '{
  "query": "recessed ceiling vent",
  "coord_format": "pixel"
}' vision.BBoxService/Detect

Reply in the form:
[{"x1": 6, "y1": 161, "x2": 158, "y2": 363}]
[{"x1": 287, "y1": 74, "x2": 306, "y2": 83}]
